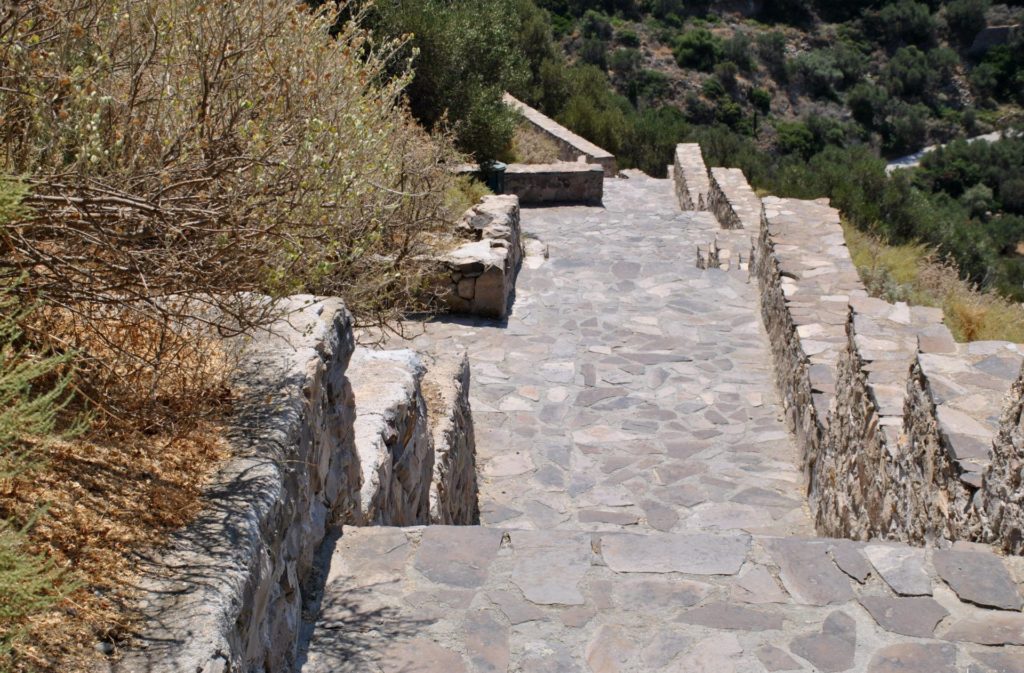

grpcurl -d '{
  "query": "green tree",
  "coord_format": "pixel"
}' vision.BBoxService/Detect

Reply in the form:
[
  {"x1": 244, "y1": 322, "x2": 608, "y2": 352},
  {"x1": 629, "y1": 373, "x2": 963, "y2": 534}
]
[
  {"x1": 945, "y1": 0, "x2": 989, "y2": 44},
  {"x1": 369, "y1": 0, "x2": 529, "y2": 160}
]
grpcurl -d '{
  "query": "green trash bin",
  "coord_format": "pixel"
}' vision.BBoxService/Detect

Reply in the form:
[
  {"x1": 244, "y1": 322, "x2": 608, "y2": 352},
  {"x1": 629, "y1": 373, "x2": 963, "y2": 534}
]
[{"x1": 482, "y1": 161, "x2": 507, "y2": 194}]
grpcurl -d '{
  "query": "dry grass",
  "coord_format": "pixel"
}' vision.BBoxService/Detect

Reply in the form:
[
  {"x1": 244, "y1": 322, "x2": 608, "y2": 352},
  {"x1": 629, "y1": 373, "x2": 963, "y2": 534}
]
[
  {"x1": 507, "y1": 123, "x2": 564, "y2": 164},
  {"x1": 2, "y1": 426, "x2": 229, "y2": 672},
  {"x1": 843, "y1": 220, "x2": 1024, "y2": 343}
]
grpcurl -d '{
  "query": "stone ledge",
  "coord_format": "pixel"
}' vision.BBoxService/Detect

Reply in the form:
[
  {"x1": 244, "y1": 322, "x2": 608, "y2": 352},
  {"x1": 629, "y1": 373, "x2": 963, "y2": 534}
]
[
  {"x1": 503, "y1": 162, "x2": 604, "y2": 206},
  {"x1": 503, "y1": 93, "x2": 617, "y2": 176},
  {"x1": 421, "y1": 351, "x2": 479, "y2": 525},
  {"x1": 113, "y1": 296, "x2": 358, "y2": 673}
]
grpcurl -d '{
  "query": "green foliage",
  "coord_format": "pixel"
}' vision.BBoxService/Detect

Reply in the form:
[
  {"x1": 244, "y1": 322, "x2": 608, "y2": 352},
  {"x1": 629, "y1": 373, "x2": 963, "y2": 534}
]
[
  {"x1": 616, "y1": 29, "x2": 641, "y2": 47},
  {"x1": 872, "y1": 0, "x2": 936, "y2": 47},
  {"x1": 723, "y1": 32, "x2": 754, "y2": 71},
  {"x1": 847, "y1": 82, "x2": 889, "y2": 128},
  {"x1": 973, "y1": 37, "x2": 1024, "y2": 104},
  {"x1": 620, "y1": 106, "x2": 690, "y2": 177},
  {"x1": 557, "y1": 65, "x2": 633, "y2": 156},
  {"x1": 775, "y1": 120, "x2": 817, "y2": 159},
  {"x1": 944, "y1": 0, "x2": 989, "y2": 44},
  {"x1": 579, "y1": 37, "x2": 609, "y2": 69},
  {"x1": 673, "y1": 28, "x2": 723, "y2": 72},
  {"x1": 370, "y1": 0, "x2": 528, "y2": 159},
  {"x1": 749, "y1": 87, "x2": 772, "y2": 113},
  {"x1": 0, "y1": 519, "x2": 71, "y2": 661},
  {"x1": 883, "y1": 46, "x2": 932, "y2": 99},
  {"x1": 788, "y1": 49, "x2": 842, "y2": 99},
  {"x1": 0, "y1": 180, "x2": 78, "y2": 661}
]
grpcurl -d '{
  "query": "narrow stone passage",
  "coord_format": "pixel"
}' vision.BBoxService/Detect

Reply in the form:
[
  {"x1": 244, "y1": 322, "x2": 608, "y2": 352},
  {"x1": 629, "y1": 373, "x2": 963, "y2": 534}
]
[
  {"x1": 406, "y1": 173, "x2": 811, "y2": 536},
  {"x1": 299, "y1": 174, "x2": 1024, "y2": 673}
]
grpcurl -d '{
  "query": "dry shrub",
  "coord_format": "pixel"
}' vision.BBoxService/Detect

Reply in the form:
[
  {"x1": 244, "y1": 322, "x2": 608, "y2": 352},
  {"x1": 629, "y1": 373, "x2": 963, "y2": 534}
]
[
  {"x1": 508, "y1": 122, "x2": 564, "y2": 164},
  {"x1": 1, "y1": 0, "x2": 462, "y2": 427},
  {"x1": 0, "y1": 0, "x2": 464, "y2": 668}
]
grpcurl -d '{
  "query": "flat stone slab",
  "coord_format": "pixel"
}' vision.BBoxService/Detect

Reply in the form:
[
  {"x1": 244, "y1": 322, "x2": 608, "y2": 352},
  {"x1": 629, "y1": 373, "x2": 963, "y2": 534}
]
[
  {"x1": 859, "y1": 595, "x2": 949, "y2": 638},
  {"x1": 933, "y1": 549, "x2": 1024, "y2": 610},
  {"x1": 865, "y1": 545, "x2": 932, "y2": 596},
  {"x1": 601, "y1": 532, "x2": 749, "y2": 575}
]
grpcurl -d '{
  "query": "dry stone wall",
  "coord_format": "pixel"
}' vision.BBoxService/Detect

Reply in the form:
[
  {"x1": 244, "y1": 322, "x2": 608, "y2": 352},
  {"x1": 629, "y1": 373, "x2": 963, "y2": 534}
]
[
  {"x1": 437, "y1": 195, "x2": 523, "y2": 319},
  {"x1": 422, "y1": 351, "x2": 479, "y2": 525},
  {"x1": 708, "y1": 166, "x2": 762, "y2": 229},
  {"x1": 674, "y1": 143, "x2": 711, "y2": 211},
  {"x1": 114, "y1": 297, "x2": 359, "y2": 673},
  {"x1": 753, "y1": 186, "x2": 1024, "y2": 553},
  {"x1": 115, "y1": 299, "x2": 481, "y2": 671},
  {"x1": 503, "y1": 93, "x2": 617, "y2": 176}
]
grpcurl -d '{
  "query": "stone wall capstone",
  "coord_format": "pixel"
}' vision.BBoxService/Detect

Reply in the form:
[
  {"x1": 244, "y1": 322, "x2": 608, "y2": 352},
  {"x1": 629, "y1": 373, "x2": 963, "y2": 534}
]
[
  {"x1": 503, "y1": 93, "x2": 617, "y2": 176},
  {"x1": 708, "y1": 167, "x2": 763, "y2": 229}
]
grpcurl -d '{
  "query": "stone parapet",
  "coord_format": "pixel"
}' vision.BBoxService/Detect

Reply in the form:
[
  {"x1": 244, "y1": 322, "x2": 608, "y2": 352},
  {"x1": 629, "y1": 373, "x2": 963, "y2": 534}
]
[
  {"x1": 673, "y1": 143, "x2": 711, "y2": 211},
  {"x1": 503, "y1": 93, "x2": 617, "y2": 176},
  {"x1": 114, "y1": 296, "x2": 359, "y2": 673},
  {"x1": 503, "y1": 162, "x2": 604, "y2": 206},
  {"x1": 708, "y1": 166, "x2": 762, "y2": 229},
  {"x1": 755, "y1": 188, "x2": 1024, "y2": 552},
  {"x1": 437, "y1": 195, "x2": 523, "y2": 319},
  {"x1": 980, "y1": 362, "x2": 1024, "y2": 554}
]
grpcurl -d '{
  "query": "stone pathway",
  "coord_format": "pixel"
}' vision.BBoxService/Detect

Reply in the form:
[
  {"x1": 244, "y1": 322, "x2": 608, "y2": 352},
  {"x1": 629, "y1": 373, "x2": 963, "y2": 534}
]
[{"x1": 299, "y1": 174, "x2": 1024, "y2": 673}]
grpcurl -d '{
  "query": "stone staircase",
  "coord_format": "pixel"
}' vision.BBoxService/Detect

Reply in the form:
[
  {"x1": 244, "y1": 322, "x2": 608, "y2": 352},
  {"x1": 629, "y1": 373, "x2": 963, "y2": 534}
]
[{"x1": 295, "y1": 171, "x2": 1024, "y2": 673}]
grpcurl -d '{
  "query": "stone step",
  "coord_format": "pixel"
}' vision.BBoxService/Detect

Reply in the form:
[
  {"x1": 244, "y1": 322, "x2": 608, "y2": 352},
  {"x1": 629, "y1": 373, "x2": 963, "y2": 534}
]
[{"x1": 298, "y1": 525, "x2": 1024, "y2": 673}]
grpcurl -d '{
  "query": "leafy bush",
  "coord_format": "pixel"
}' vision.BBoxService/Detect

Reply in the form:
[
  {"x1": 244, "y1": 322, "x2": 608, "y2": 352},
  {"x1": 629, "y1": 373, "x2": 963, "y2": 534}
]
[
  {"x1": 723, "y1": 32, "x2": 754, "y2": 71},
  {"x1": 616, "y1": 29, "x2": 641, "y2": 47},
  {"x1": 775, "y1": 121, "x2": 817, "y2": 159},
  {"x1": 788, "y1": 50, "x2": 842, "y2": 99},
  {"x1": 674, "y1": 28, "x2": 723, "y2": 72},
  {"x1": 873, "y1": 0, "x2": 936, "y2": 47},
  {"x1": 580, "y1": 37, "x2": 610, "y2": 69},
  {"x1": 750, "y1": 87, "x2": 773, "y2": 112}
]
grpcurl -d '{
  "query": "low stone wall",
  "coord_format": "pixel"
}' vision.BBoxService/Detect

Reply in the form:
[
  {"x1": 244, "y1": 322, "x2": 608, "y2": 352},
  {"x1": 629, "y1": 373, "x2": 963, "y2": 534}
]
[
  {"x1": 754, "y1": 186, "x2": 1024, "y2": 553},
  {"x1": 503, "y1": 93, "x2": 617, "y2": 176},
  {"x1": 673, "y1": 143, "x2": 711, "y2": 210},
  {"x1": 503, "y1": 162, "x2": 604, "y2": 206},
  {"x1": 708, "y1": 166, "x2": 762, "y2": 229},
  {"x1": 422, "y1": 352, "x2": 479, "y2": 525},
  {"x1": 114, "y1": 297, "x2": 359, "y2": 673},
  {"x1": 980, "y1": 365, "x2": 1024, "y2": 554},
  {"x1": 347, "y1": 349, "x2": 433, "y2": 527},
  {"x1": 437, "y1": 195, "x2": 522, "y2": 319}
]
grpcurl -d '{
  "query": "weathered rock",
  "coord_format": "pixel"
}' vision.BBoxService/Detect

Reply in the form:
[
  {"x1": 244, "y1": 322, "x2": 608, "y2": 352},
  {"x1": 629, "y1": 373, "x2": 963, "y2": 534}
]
[
  {"x1": 678, "y1": 602, "x2": 784, "y2": 631},
  {"x1": 767, "y1": 539, "x2": 855, "y2": 605},
  {"x1": 414, "y1": 526, "x2": 503, "y2": 588},
  {"x1": 864, "y1": 545, "x2": 932, "y2": 596}
]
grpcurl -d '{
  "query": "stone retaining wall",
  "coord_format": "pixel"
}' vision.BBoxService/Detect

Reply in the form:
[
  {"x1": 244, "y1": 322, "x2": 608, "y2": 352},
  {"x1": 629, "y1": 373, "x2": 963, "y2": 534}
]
[
  {"x1": 114, "y1": 297, "x2": 359, "y2": 673},
  {"x1": 673, "y1": 143, "x2": 711, "y2": 211},
  {"x1": 347, "y1": 349, "x2": 433, "y2": 526},
  {"x1": 503, "y1": 93, "x2": 617, "y2": 176},
  {"x1": 980, "y1": 367, "x2": 1024, "y2": 554},
  {"x1": 114, "y1": 299, "x2": 481, "y2": 671},
  {"x1": 437, "y1": 195, "x2": 522, "y2": 319},
  {"x1": 753, "y1": 186, "x2": 1024, "y2": 553},
  {"x1": 503, "y1": 163, "x2": 604, "y2": 206},
  {"x1": 708, "y1": 166, "x2": 762, "y2": 229}
]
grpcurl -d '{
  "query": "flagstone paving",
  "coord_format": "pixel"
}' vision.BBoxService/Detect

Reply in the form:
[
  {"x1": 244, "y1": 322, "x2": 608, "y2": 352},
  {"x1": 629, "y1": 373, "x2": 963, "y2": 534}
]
[{"x1": 299, "y1": 174, "x2": 1024, "y2": 673}]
